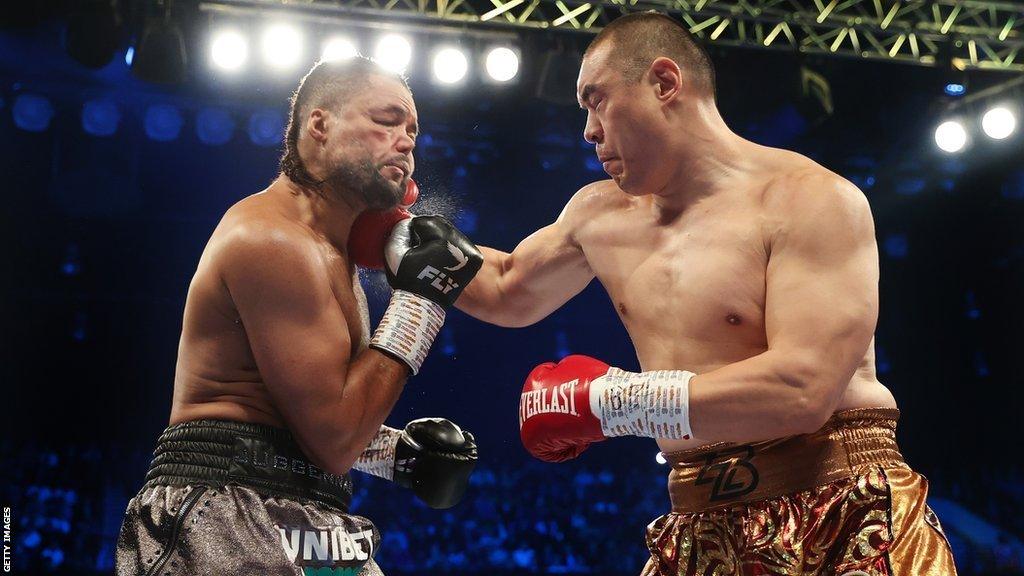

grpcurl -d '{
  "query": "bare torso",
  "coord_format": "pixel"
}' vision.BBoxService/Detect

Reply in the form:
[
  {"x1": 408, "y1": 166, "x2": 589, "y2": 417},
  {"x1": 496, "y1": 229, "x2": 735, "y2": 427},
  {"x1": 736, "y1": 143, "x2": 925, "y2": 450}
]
[
  {"x1": 568, "y1": 149, "x2": 896, "y2": 453},
  {"x1": 168, "y1": 184, "x2": 371, "y2": 427}
]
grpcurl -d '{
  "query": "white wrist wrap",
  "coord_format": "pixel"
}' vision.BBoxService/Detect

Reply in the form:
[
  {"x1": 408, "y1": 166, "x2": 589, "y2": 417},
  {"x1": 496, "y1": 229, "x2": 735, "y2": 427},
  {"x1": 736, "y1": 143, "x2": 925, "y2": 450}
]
[
  {"x1": 589, "y1": 368, "x2": 695, "y2": 440},
  {"x1": 351, "y1": 425, "x2": 402, "y2": 481},
  {"x1": 370, "y1": 290, "x2": 445, "y2": 375}
]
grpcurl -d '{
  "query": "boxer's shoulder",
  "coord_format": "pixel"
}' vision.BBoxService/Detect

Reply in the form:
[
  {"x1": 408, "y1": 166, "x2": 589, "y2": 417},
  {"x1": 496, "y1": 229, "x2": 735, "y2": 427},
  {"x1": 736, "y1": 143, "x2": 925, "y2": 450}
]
[
  {"x1": 210, "y1": 201, "x2": 326, "y2": 286},
  {"x1": 560, "y1": 179, "x2": 626, "y2": 227},
  {"x1": 751, "y1": 154, "x2": 872, "y2": 251},
  {"x1": 757, "y1": 153, "x2": 868, "y2": 222}
]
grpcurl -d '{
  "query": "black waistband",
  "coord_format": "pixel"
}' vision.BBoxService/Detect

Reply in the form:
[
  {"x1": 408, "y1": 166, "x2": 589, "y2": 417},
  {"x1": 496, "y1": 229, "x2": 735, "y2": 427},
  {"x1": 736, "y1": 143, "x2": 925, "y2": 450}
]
[{"x1": 144, "y1": 419, "x2": 353, "y2": 512}]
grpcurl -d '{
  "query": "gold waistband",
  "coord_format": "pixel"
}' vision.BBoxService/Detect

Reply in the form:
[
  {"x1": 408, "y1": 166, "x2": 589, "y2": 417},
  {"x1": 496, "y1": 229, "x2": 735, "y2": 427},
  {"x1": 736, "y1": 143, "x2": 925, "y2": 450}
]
[{"x1": 664, "y1": 408, "x2": 908, "y2": 513}]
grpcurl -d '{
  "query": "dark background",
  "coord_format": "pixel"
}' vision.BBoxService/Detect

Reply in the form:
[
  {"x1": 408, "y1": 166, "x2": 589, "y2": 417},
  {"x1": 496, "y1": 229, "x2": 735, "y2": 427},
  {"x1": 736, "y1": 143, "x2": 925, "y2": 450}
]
[{"x1": 2, "y1": 2, "x2": 1024, "y2": 574}]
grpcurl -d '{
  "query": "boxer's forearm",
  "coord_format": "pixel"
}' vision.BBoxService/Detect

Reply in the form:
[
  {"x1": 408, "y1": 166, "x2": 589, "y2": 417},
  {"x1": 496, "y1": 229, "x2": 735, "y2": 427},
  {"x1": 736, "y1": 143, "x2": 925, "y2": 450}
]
[
  {"x1": 456, "y1": 246, "x2": 524, "y2": 326},
  {"x1": 322, "y1": 350, "x2": 409, "y2": 474},
  {"x1": 688, "y1": 350, "x2": 848, "y2": 442},
  {"x1": 457, "y1": 227, "x2": 594, "y2": 327}
]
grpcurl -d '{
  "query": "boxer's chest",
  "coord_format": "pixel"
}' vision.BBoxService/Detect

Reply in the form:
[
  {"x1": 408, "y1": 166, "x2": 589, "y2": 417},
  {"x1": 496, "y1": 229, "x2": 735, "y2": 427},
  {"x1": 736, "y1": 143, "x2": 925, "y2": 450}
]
[{"x1": 581, "y1": 202, "x2": 770, "y2": 359}]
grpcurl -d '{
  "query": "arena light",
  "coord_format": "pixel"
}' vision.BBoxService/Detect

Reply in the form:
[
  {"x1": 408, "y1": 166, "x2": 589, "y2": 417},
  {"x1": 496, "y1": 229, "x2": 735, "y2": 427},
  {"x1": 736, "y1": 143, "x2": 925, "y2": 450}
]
[
  {"x1": 12, "y1": 94, "x2": 54, "y2": 132},
  {"x1": 981, "y1": 106, "x2": 1017, "y2": 140},
  {"x1": 944, "y1": 83, "x2": 966, "y2": 97},
  {"x1": 432, "y1": 47, "x2": 468, "y2": 84},
  {"x1": 261, "y1": 23, "x2": 303, "y2": 70},
  {"x1": 196, "y1": 108, "x2": 236, "y2": 146},
  {"x1": 934, "y1": 120, "x2": 967, "y2": 153},
  {"x1": 210, "y1": 29, "x2": 248, "y2": 71},
  {"x1": 145, "y1": 104, "x2": 184, "y2": 142},
  {"x1": 485, "y1": 46, "x2": 519, "y2": 82},
  {"x1": 322, "y1": 37, "x2": 358, "y2": 62},
  {"x1": 655, "y1": 452, "x2": 667, "y2": 465},
  {"x1": 249, "y1": 109, "x2": 286, "y2": 147},
  {"x1": 81, "y1": 100, "x2": 121, "y2": 137},
  {"x1": 374, "y1": 34, "x2": 412, "y2": 73}
]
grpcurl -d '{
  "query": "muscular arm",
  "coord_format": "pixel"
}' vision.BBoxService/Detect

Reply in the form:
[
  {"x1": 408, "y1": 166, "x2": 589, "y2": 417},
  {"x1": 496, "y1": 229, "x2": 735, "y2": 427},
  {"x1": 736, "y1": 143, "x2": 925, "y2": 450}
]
[
  {"x1": 223, "y1": 226, "x2": 408, "y2": 476},
  {"x1": 688, "y1": 176, "x2": 879, "y2": 442},
  {"x1": 456, "y1": 196, "x2": 595, "y2": 327}
]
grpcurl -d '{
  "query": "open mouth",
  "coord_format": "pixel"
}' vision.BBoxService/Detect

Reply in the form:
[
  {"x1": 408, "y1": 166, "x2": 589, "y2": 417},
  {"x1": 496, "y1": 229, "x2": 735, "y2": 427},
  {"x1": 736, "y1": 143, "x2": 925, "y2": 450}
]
[{"x1": 383, "y1": 164, "x2": 407, "y2": 178}]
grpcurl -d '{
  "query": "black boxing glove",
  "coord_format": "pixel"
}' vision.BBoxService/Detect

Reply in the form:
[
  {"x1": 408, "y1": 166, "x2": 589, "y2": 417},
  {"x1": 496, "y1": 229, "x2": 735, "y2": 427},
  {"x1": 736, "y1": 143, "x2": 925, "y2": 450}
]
[
  {"x1": 393, "y1": 418, "x2": 478, "y2": 509},
  {"x1": 369, "y1": 216, "x2": 483, "y2": 374},
  {"x1": 384, "y1": 215, "x2": 483, "y2": 309}
]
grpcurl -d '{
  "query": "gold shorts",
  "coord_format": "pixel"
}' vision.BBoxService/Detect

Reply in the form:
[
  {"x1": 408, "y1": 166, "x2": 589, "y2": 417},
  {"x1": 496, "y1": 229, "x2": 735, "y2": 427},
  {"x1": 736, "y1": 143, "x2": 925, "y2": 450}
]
[{"x1": 641, "y1": 409, "x2": 957, "y2": 576}]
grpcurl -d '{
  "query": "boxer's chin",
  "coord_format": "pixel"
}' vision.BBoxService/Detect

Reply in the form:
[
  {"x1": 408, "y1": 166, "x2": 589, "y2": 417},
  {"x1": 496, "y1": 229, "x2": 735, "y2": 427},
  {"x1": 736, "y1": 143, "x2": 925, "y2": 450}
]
[
  {"x1": 325, "y1": 158, "x2": 404, "y2": 210},
  {"x1": 360, "y1": 175, "x2": 404, "y2": 210}
]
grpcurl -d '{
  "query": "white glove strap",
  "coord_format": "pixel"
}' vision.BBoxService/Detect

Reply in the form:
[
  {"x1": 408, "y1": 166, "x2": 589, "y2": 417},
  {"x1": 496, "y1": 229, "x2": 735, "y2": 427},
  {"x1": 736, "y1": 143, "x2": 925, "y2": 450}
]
[
  {"x1": 351, "y1": 425, "x2": 402, "y2": 481},
  {"x1": 370, "y1": 290, "x2": 445, "y2": 375},
  {"x1": 589, "y1": 368, "x2": 695, "y2": 440}
]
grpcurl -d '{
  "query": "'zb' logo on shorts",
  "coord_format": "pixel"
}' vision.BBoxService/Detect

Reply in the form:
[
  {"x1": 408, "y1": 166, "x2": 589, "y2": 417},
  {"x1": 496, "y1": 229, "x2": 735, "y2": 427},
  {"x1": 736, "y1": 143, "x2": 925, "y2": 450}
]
[{"x1": 694, "y1": 446, "x2": 760, "y2": 502}]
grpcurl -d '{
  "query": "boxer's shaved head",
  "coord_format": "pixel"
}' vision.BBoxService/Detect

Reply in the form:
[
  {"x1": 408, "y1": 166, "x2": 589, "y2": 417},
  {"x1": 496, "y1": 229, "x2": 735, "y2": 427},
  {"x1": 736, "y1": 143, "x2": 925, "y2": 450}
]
[
  {"x1": 586, "y1": 12, "x2": 715, "y2": 97},
  {"x1": 280, "y1": 57, "x2": 411, "y2": 190}
]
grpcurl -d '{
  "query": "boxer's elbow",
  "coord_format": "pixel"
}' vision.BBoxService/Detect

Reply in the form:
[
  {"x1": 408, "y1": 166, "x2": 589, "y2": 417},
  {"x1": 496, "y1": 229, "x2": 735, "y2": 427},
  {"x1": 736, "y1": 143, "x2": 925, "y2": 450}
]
[
  {"x1": 488, "y1": 302, "x2": 547, "y2": 328},
  {"x1": 296, "y1": 432, "x2": 360, "y2": 477}
]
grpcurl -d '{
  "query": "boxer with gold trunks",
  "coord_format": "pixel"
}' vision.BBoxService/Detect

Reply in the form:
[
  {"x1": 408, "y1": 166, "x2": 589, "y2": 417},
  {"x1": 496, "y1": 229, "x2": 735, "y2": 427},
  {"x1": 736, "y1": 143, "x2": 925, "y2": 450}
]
[
  {"x1": 116, "y1": 57, "x2": 483, "y2": 576},
  {"x1": 443, "y1": 11, "x2": 957, "y2": 576}
]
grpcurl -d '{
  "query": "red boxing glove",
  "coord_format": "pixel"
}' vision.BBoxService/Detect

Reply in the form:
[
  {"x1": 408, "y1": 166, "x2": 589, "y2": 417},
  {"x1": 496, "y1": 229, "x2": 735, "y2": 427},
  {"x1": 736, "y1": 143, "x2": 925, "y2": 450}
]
[
  {"x1": 518, "y1": 355, "x2": 610, "y2": 463},
  {"x1": 347, "y1": 179, "x2": 419, "y2": 269}
]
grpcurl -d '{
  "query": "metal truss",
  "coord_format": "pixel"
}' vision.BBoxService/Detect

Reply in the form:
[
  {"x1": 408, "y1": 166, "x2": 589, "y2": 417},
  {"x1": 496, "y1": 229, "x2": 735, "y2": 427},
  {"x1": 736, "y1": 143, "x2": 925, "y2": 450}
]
[{"x1": 200, "y1": 0, "x2": 1024, "y2": 71}]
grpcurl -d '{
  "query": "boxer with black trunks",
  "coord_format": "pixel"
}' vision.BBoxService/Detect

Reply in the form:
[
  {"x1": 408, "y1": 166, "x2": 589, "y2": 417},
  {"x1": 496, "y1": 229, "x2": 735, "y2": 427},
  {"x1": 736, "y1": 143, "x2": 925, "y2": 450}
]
[
  {"x1": 115, "y1": 57, "x2": 483, "y2": 576},
  {"x1": 452, "y1": 12, "x2": 956, "y2": 576}
]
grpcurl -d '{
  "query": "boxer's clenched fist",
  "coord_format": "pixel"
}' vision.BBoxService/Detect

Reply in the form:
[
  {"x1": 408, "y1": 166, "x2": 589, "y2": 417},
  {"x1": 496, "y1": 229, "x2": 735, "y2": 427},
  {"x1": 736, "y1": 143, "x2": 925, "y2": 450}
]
[
  {"x1": 519, "y1": 355, "x2": 610, "y2": 462},
  {"x1": 385, "y1": 215, "x2": 483, "y2": 308}
]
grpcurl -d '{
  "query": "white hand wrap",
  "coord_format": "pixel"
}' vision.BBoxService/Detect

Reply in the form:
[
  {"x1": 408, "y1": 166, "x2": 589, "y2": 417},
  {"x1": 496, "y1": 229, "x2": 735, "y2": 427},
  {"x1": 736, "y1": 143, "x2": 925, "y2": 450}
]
[
  {"x1": 369, "y1": 289, "x2": 445, "y2": 375},
  {"x1": 351, "y1": 425, "x2": 402, "y2": 481},
  {"x1": 589, "y1": 368, "x2": 695, "y2": 440}
]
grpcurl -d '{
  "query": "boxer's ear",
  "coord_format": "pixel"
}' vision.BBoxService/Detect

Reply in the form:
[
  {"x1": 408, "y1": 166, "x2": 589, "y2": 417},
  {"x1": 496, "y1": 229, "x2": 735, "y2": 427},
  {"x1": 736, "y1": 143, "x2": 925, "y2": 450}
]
[
  {"x1": 649, "y1": 57, "x2": 683, "y2": 104},
  {"x1": 307, "y1": 108, "x2": 329, "y2": 144}
]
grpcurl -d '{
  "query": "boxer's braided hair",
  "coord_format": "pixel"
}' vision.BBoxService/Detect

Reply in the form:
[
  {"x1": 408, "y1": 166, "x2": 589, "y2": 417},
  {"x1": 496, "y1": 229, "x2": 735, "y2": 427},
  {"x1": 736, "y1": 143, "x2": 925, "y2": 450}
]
[{"x1": 280, "y1": 57, "x2": 411, "y2": 191}]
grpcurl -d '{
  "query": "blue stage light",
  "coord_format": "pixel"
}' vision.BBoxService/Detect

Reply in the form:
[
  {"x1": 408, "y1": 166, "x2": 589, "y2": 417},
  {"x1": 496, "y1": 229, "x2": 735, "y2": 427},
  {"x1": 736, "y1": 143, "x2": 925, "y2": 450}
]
[
  {"x1": 965, "y1": 290, "x2": 981, "y2": 319},
  {"x1": 72, "y1": 311, "x2": 88, "y2": 342},
  {"x1": 248, "y1": 109, "x2": 285, "y2": 147},
  {"x1": 1001, "y1": 170, "x2": 1024, "y2": 200},
  {"x1": 61, "y1": 244, "x2": 81, "y2": 276},
  {"x1": 974, "y1": 351, "x2": 989, "y2": 376},
  {"x1": 125, "y1": 46, "x2": 134, "y2": 66},
  {"x1": 441, "y1": 327, "x2": 456, "y2": 357},
  {"x1": 944, "y1": 83, "x2": 966, "y2": 97},
  {"x1": 455, "y1": 208, "x2": 478, "y2": 234},
  {"x1": 555, "y1": 331, "x2": 569, "y2": 359},
  {"x1": 144, "y1": 104, "x2": 183, "y2": 142},
  {"x1": 883, "y1": 233, "x2": 908, "y2": 259},
  {"x1": 584, "y1": 156, "x2": 603, "y2": 173},
  {"x1": 12, "y1": 94, "x2": 54, "y2": 132},
  {"x1": 196, "y1": 108, "x2": 235, "y2": 146},
  {"x1": 875, "y1": 345, "x2": 890, "y2": 374},
  {"x1": 81, "y1": 100, "x2": 120, "y2": 137},
  {"x1": 895, "y1": 178, "x2": 926, "y2": 196}
]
